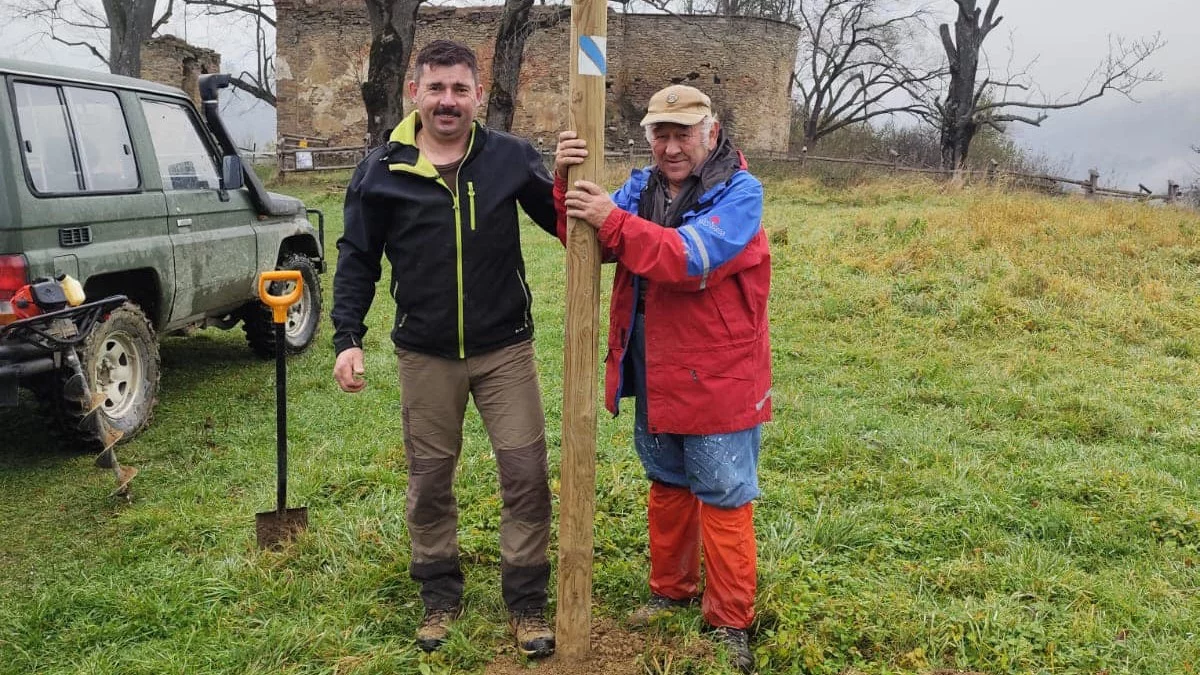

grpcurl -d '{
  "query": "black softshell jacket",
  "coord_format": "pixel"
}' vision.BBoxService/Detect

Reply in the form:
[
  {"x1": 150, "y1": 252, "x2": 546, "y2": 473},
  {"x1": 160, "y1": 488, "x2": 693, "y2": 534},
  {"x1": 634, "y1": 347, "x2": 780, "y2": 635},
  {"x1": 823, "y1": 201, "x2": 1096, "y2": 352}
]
[{"x1": 332, "y1": 112, "x2": 557, "y2": 359}]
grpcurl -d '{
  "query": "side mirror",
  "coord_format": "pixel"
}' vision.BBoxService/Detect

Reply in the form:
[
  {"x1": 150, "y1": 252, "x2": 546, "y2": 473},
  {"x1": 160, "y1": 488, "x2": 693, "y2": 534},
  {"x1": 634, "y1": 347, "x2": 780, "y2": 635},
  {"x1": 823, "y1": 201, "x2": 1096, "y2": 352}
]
[{"x1": 221, "y1": 155, "x2": 245, "y2": 190}]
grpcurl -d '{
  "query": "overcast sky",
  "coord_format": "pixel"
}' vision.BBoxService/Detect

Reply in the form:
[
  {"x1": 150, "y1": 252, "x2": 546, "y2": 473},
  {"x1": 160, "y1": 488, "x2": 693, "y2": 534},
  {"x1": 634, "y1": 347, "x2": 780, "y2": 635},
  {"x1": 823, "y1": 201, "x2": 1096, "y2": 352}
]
[
  {"x1": 1, "y1": 0, "x2": 1196, "y2": 187},
  {"x1": 0, "y1": 3, "x2": 275, "y2": 148},
  {"x1": 938, "y1": 0, "x2": 1200, "y2": 188}
]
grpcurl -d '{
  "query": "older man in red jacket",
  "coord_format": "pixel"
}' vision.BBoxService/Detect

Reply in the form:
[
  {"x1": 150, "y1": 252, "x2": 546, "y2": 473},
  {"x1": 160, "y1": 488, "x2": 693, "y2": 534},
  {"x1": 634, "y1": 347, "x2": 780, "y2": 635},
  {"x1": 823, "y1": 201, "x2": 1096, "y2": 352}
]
[{"x1": 554, "y1": 84, "x2": 771, "y2": 673}]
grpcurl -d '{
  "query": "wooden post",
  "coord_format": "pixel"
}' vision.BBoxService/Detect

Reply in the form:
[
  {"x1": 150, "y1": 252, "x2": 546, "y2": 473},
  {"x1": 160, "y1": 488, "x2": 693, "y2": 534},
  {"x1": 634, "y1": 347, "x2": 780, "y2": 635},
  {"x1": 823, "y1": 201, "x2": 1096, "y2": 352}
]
[
  {"x1": 557, "y1": 0, "x2": 606, "y2": 661},
  {"x1": 1085, "y1": 169, "x2": 1099, "y2": 198}
]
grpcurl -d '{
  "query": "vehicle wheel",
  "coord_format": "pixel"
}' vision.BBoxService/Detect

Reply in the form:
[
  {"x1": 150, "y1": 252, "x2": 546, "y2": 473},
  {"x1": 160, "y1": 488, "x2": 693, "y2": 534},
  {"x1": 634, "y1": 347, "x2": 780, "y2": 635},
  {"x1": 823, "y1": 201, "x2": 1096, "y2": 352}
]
[
  {"x1": 243, "y1": 253, "x2": 322, "y2": 358},
  {"x1": 77, "y1": 302, "x2": 161, "y2": 439}
]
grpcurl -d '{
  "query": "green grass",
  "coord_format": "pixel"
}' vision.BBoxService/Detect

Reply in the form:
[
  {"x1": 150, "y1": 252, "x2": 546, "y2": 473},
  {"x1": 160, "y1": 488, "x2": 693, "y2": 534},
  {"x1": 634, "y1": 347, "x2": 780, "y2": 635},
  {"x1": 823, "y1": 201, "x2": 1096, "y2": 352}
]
[{"x1": 3, "y1": 173, "x2": 1200, "y2": 674}]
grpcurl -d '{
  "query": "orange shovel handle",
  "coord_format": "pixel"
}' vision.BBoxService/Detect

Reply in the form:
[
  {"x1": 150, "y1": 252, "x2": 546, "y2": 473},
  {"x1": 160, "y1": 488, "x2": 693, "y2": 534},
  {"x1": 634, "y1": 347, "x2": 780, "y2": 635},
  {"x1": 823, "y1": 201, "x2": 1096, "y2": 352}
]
[{"x1": 258, "y1": 271, "x2": 303, "y2": 324}]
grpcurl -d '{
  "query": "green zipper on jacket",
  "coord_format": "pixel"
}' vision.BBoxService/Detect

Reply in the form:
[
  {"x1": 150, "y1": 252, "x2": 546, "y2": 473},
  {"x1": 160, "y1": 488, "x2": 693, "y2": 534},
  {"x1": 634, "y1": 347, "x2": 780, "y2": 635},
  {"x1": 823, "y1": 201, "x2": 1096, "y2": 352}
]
[
  {"x1": 387, "y1": 116, "x2": 477, "y2": 359},
  {"x1": 467, "y1": 182, "x2": 476, "y2": 231},
  {"x1": 446, "y1": 177, "x2": 466, "y2": 358}
]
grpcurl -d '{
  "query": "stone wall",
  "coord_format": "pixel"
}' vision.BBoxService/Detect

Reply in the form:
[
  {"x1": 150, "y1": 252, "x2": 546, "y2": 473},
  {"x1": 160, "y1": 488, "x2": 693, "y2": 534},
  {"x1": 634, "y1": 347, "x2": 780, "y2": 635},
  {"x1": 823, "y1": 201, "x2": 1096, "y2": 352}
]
[
  {"x1": 276, "y1": 1, "x2": 799, "y2": 152},
  {"x1": 141, "y1": 35, "x2": 221, "y2": 107}
]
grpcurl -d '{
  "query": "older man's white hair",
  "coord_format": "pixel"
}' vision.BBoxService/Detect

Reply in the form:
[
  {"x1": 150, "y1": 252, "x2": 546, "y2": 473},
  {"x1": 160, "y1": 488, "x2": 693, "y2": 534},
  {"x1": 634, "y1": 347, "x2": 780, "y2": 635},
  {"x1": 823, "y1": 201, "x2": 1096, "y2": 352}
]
[{"x1": 645, "y1": 115, "x2": 717, "y2": 148}]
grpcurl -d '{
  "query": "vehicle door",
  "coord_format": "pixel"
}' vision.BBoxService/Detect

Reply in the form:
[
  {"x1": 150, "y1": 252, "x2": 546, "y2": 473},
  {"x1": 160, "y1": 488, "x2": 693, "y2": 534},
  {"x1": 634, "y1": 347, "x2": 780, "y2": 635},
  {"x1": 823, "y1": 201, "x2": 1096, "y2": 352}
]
[{"x1": 139, "y1": 96, "x2": 257, "y2": 322}]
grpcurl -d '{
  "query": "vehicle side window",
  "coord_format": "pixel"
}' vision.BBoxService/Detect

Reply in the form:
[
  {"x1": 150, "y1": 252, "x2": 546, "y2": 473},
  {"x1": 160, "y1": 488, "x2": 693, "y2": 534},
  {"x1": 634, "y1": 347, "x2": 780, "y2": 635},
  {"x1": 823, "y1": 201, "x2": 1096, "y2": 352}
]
[
  {"x1": 12, "y1": 82, "x2": 138, "y2": 194},
  {"x1": 63, "y1": 86, "x2": 139, "y2": 191},
  {"x1": 13, "y1": 82, "x2": 82, "y2": 193},
  {"x1": 140, "y1": 99, "x2": 220, "y2": 191}
]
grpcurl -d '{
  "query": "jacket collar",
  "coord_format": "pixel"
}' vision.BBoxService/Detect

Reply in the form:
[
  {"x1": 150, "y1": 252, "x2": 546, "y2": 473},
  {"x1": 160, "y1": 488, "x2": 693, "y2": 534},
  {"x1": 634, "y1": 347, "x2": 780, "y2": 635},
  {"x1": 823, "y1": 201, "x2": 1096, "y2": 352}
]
[
  {"x1": 385, "y1": 111, "x2": 481, "y2": 177},
  {"x1": 642, "y1": 127, "x2": 742, "y2": 225},
  {"x1": 691, "y1": 127, "x2": 743, "y2": 193}
]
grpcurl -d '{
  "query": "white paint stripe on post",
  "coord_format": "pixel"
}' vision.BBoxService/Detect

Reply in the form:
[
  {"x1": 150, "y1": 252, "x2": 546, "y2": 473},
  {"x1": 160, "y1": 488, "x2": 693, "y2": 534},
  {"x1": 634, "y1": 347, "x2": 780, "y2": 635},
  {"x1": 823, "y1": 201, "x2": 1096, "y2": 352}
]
[{"x1": 578, "y1": 35, "x2": 607, "y2": 77}]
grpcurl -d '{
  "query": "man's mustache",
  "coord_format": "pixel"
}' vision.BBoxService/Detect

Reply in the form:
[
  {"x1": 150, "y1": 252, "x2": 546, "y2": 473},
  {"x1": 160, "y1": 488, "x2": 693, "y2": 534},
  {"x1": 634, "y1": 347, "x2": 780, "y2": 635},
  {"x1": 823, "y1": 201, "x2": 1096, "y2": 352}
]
[{"x1": 434, "y1": 106, "x2": 462, "y2": 117}]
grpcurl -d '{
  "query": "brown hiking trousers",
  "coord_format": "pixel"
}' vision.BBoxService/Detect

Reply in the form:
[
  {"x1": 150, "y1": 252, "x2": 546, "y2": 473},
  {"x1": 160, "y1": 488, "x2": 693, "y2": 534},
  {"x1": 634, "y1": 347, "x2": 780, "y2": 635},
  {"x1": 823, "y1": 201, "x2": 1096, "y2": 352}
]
[{"x1": 397, "y1": 339, "x2": 551, "y2": 611}]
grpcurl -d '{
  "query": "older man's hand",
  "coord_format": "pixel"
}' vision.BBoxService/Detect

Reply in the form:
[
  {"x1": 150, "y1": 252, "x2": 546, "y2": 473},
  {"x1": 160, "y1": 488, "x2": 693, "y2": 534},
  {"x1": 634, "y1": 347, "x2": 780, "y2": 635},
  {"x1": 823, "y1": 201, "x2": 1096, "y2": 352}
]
[
  {"x1": 554, "y1": 130, "x2": 588, "y2": 180},
  {"x1": 564, "y1": 180, "x2": 615, "y2": 229}
]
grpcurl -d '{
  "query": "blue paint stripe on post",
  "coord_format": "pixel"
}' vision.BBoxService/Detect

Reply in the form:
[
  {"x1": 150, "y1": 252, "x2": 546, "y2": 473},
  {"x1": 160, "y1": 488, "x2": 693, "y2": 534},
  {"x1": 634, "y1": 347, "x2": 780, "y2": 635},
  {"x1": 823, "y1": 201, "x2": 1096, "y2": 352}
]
[{"x1": 579, "y1": 35, "x2": 606, "y2": 76}]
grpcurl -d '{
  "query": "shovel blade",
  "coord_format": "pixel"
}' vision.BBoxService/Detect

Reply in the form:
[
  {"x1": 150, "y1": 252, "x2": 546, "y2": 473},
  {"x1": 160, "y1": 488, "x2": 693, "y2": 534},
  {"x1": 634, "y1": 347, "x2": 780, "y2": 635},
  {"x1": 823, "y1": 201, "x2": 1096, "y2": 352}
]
[{"x1": 256, "y1": 507, "x2": 309, "y2": 550}]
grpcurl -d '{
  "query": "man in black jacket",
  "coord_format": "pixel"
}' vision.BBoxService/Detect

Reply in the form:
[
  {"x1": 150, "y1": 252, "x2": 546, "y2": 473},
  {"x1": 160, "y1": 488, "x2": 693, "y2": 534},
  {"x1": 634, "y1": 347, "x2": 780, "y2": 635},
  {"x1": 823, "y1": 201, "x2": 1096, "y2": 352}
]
[{"x1": 332, "y1": 40, "x2": 558, "y2": 658}]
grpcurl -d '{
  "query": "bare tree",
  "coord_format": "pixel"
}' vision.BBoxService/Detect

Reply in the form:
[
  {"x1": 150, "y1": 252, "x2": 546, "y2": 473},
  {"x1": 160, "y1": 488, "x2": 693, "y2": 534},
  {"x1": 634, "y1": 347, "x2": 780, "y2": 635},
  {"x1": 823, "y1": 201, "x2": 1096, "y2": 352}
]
[
  {"x1": 793, "y1": 0, "x2": 942, "y2": 151},
  {"x1": 4, "y1": 0, "x2": 276, "y2": 105},
  {"x1": 624, "y1": 0, "x2": 940, "y2": 153},
  {"x1": 184, "y1": 0, "x2": 275, "y2": 105},
  {"x1": 934, "y1": 0, "x2": 1164, "y2": 170},
  {"x1": 484, "y1": 0, "x2": 535, "y2": 132},
  {"x1": 7, "y1": 0, "x2": 170, "y2": 76},
  {"x1": 361, "y1": 0, "x2": 424, "y2": 146},
  {"x1": 106, "y1": 0, "x2": 171, "y2": 76},
  {"x1": 485, "y1": 1, "x2": 568, "y2": 132}
]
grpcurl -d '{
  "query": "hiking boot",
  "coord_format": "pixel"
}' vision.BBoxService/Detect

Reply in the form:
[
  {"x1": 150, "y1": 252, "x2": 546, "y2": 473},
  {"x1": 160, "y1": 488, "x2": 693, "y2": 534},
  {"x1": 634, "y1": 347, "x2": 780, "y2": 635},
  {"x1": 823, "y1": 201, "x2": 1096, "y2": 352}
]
[
  {"x1": 509, "y1": 607, "x2": 555, "y2": 658},
  {"x1": 415, "y1": 605, "x2": 461, "y2": 652},
  {"x1": 627, "y1": 593, "x2": 698, "y2": 627},
  {"x1": 712, "y1": 626, "x2": 754, "y2": 674}
]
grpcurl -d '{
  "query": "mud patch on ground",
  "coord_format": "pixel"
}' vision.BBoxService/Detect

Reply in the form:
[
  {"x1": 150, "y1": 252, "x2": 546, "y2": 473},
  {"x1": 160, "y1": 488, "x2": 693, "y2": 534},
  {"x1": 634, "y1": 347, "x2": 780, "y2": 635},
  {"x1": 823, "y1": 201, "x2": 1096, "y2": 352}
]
[{"x1": 483, "y1": 618, "x2": 713, "y2": 675}]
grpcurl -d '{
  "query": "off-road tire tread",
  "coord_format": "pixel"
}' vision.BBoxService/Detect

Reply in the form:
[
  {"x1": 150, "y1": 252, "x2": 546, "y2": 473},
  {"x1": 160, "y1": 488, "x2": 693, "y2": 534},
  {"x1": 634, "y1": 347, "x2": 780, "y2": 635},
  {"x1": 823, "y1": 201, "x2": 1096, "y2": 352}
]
[{"x1": 242, "y1": 253, "x2": 322, "y2": 359}]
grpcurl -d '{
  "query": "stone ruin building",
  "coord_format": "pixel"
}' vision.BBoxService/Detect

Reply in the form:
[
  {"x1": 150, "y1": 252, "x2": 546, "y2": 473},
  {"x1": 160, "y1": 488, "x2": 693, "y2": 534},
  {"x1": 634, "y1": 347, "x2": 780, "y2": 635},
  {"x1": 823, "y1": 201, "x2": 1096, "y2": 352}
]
[
  {"x1": 275, "y1": 0, "x2": 800, "y2": 153},
  {"x1": 141, "y1": 35, "x2": 221, "y2": 108}
]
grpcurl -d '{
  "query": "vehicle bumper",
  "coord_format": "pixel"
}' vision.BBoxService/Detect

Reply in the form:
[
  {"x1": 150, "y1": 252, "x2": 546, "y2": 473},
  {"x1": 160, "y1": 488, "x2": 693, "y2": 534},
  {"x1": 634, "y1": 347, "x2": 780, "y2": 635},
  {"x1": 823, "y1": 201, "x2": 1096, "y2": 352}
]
[{"x1": 0, "y1": 342, "x2": 57, "y2": 407}]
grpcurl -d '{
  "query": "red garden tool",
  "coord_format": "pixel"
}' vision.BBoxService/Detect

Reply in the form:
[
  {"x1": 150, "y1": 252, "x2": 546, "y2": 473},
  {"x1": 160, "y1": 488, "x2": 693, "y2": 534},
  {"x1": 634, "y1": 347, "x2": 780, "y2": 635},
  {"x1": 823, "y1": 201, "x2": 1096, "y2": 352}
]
[{"x1": 255, "y1": 270, "x2": 309, "y2": 549}]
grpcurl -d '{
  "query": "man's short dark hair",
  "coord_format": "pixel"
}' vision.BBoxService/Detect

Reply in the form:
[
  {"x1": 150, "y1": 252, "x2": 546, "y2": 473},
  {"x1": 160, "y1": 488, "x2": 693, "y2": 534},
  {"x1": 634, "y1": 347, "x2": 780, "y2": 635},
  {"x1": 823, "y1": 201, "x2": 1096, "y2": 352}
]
[{"x1": 414, "y1": 40, "x2": 479, "y2": 83}]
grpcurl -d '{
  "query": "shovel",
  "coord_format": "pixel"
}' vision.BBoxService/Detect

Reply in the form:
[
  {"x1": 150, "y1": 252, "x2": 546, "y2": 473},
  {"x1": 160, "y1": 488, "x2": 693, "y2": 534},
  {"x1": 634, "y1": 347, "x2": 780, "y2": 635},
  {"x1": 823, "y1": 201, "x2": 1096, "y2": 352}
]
[{"x1": 255, "y1": 270, "x2": 309, "y2": 549}]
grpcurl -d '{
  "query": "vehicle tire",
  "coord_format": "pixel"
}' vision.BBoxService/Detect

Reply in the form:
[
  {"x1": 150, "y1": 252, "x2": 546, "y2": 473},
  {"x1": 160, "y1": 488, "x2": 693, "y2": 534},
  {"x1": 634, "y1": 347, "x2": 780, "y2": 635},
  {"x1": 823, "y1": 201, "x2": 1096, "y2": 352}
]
[
  {"x1": 242, "y1": 253, "x2": 322, "y2": 359},
  {"x1": 77, "y1": 302, "x2": 161, "y2": 439}
]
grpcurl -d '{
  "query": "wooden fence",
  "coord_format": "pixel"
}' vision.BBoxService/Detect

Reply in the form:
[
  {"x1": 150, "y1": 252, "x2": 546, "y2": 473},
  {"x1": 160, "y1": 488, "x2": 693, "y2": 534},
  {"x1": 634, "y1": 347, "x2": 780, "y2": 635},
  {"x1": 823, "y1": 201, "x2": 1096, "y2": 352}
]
[
  {"x1": 275, "y1": 133, "x2": 1188, "y2": 205},
  {"x1": 277, "y1": 133, "x2": 370, "y2": 173},
  {"x1": 800, "y1": 153, "x2": 1185, "y2": 204},
  {"x1": 594, "y1": 147, "x2": 1187, "y2": 204}
]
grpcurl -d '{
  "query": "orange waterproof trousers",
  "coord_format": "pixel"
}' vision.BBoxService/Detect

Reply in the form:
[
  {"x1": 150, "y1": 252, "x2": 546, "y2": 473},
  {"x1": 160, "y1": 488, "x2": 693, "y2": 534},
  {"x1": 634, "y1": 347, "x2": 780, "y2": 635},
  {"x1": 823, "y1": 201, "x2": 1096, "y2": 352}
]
[{"x1": 647, "y1": 482, "x2": 757, "y2": 629}]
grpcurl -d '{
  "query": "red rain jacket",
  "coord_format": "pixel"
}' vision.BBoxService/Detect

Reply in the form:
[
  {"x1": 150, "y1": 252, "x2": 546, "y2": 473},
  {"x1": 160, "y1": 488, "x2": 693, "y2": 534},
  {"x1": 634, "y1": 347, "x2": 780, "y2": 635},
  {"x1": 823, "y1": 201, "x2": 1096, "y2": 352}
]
[{"x1": 553, "y1": 139, "x2": 772, "y2": 435}]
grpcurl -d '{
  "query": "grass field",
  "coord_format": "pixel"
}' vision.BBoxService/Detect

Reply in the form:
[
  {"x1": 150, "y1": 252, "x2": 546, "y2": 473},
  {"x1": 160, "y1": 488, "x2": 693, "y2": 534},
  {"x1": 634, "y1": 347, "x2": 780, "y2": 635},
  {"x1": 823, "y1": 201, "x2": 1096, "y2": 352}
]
[{"x1": 2, "y1": 171, "x2": 1199, "y2": 674}]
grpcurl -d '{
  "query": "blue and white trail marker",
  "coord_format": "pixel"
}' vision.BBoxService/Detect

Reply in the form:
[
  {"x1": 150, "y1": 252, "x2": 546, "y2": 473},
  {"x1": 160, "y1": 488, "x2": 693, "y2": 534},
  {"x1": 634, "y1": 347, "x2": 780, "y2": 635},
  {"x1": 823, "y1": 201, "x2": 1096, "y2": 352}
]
[{"x1": 577, "y1": 35, "x2": 607, "y2": 77}]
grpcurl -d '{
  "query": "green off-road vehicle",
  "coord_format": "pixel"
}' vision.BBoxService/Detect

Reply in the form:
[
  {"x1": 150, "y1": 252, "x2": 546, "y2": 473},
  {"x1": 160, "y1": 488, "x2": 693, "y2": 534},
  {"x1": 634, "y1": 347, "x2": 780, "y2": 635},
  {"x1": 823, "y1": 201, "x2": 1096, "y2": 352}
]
[{"x1": 0, "y1": 59, "x2": 324, "y2": 494}]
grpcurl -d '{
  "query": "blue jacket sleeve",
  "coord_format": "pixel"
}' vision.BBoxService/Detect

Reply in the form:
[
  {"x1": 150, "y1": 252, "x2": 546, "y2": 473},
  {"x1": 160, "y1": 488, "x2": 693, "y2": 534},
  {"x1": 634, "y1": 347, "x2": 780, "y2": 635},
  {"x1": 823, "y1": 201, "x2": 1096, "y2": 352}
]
[
  {"x1": 672, "y1": 172, "x2": 764, "y2": 286},
  {"x1": 595, "y1": 171, "x2": 764, "y2": 291},
  {"x1": 611, "y1": 172, "x2": 644, "y2": 214}
]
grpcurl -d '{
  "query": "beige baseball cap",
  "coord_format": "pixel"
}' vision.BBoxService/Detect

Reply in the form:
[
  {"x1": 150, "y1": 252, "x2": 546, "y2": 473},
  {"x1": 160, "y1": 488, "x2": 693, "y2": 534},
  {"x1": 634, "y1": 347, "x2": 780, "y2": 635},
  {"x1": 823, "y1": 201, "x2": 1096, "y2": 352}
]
[{"x1": 639, "y1": 84, "x2": 712, "y2": 127}]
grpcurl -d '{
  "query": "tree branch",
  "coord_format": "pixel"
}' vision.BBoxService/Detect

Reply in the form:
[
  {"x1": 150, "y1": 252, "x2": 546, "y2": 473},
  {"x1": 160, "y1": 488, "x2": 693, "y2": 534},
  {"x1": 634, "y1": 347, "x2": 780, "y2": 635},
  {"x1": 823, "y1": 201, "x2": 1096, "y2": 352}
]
[
  {"x1": 975, "y1": 32, "x2": 1163, "y2": 114},
  {"x1": 49, "y1": 33, "x2": 108, "y2": 65},
  {"x1": 985, "y1": 111, "x2": 1047, "y2": 126},
  {"x1": 151, "y1": 0, "x2": 174, "y2": 33},
  {"x1": 982, "y1": 0, "x2": 1001, "y2": 32},
  {"x1": 939, "y1": 23, "x2": 957, "y2": 62},
  {"x1": 183, "y1": 0, "x2": 275, "y2": 27},
  {"x1": 229, "y1": 72, "x2": 276, "y2": 105}
]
